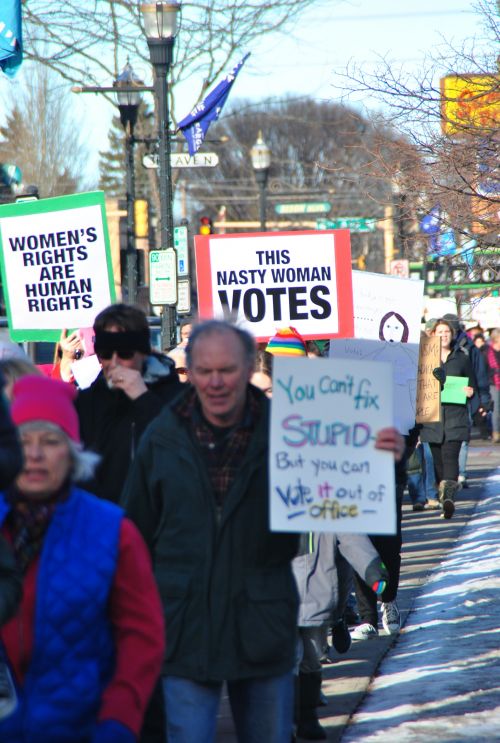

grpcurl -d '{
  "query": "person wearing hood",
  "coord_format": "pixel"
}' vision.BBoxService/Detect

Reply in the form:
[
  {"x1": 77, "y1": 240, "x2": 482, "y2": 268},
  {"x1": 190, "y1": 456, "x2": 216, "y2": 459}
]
[{"x1": 75, "y1": 303, "x2": 182, "y2": 504}]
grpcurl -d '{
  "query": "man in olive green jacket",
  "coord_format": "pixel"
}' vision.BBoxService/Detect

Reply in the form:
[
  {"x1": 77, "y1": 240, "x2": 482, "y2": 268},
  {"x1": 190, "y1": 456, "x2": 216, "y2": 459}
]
[{"x1": 122, "y1": 321, "x2": 299, "y2": 743}]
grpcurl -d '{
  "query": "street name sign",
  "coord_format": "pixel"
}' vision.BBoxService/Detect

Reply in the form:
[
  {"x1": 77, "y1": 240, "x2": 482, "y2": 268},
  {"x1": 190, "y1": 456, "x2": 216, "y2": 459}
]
[
  {"x1": 317, "y1": 217, "x2": 376, "y2": 232},
  {"x1": 142, "y1": 152, "x2": 219, "y2": 169},
  {"x1": 274, "y1": 202, "x2": 331, "y2": 215}
]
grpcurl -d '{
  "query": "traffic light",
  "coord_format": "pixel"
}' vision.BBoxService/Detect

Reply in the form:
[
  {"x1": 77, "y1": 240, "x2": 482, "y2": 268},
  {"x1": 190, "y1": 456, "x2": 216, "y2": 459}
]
[
  {"x1": 199, "y1": 216, "x2": 213, "y2": 236},
  {"x1": 134, "y1": 199, "x2": 149, "y2": 238},
  {"x1": 357, "y1": 254, "x2": 366, "y2": 270}
]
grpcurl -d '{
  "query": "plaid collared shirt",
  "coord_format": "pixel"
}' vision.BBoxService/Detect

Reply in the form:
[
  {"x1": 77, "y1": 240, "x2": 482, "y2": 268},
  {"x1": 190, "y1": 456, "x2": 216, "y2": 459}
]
[{"x1": 175, "y1": 386, "x2": 261, "y2": 508}]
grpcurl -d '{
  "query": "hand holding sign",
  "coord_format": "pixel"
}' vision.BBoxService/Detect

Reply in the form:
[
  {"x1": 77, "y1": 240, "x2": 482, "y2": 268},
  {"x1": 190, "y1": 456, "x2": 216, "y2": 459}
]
[{"x1": 374, "y1": 427, "x2": 405, "y2": 461}]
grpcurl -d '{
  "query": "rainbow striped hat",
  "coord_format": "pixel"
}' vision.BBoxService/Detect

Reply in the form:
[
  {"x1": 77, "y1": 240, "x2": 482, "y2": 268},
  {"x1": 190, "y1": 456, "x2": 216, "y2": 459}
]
[{"x1": 265, "y1": 327, "x2": 307, "y2": 357}]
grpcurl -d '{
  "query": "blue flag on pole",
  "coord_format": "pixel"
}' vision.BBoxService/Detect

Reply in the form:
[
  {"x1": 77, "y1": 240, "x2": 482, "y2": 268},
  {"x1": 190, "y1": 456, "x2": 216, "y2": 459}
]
[
  {"x1": 177, "y1": 53, "x2": 250, "y2": 156},
  {"x1": 0, "y1": 0, "x2": 22, "y2": 77},
  {"x1": 419, "y1": 205, "x2": 441, "y2": 235}
]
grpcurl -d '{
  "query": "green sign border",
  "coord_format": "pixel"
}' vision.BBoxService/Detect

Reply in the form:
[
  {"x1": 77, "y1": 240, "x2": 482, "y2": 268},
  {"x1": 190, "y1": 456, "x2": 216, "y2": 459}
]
[{"x1": 0, "y1": 191, "x2": 115, "y2": 342}]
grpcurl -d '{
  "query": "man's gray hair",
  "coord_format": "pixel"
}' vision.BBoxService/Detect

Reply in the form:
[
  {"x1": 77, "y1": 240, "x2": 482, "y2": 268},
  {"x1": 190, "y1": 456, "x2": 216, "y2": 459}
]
[{"x1": 185, "y1": 320, "x2": 256, "y2": 370}]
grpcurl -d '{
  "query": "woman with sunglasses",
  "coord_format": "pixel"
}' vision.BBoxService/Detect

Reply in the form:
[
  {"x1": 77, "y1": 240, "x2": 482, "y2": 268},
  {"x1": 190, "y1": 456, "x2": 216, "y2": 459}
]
[{"x1": 75, "y1": 304, "x2": 182, "y2": 505}]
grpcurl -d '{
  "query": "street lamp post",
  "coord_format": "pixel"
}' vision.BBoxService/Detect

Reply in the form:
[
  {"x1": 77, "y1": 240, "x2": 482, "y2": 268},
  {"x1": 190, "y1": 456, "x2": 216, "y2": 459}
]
[
  {"x1": 141, "y1": 1, "x2": 180, "y2": 350},
  {"x1": 250, "y1": 132, "x2": 271, "y2": 231},
  {"x1": 114, "y1": 62, "x2": 142, "y2": 305}
]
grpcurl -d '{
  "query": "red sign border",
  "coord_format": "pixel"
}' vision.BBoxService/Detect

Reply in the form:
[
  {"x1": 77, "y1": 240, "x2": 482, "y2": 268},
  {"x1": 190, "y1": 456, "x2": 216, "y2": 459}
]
[{"x1": 194, "y1": 229, "x2": 354, "y2": 342}]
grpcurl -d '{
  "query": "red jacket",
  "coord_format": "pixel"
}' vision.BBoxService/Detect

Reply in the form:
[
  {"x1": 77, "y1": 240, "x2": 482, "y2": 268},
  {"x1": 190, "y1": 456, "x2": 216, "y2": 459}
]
[{"x1": 1, "y1": 518, "x2": 165, "y2": 737}]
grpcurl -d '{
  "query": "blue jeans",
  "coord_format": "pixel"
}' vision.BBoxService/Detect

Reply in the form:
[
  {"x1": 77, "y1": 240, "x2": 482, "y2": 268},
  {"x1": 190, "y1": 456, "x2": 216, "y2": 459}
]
[
  {"x1": 422, "y1": 442, "x2": 437, "y2": 497},
  {"x1": 162, "y1": 672, "x2": 294, "y2": 743},
  {"x1": 459, "y1": 441, "x2": 468, "y2": 479},
  {"x1": 407, "y1": 443, "x2": 437, "y2": 504}
]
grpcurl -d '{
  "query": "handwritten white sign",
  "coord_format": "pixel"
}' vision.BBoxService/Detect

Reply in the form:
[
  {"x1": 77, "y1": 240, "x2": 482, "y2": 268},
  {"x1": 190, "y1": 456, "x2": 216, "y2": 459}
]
[
  {"x1": 269, "y1": 356, "x2": 396, "y2": 535},
  {"x1": 329, "y1": 338, "x2": 420, "y2": 434},
  {"x1": 352, "y1": 271, "x2": 424, "y2": 343}
]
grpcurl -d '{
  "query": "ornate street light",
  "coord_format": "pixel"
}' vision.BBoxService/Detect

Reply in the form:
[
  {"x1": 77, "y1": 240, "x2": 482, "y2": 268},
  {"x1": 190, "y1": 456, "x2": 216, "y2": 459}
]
[
  {"x1": 140, "y1": 1, "x2": 180, "y2": 348},
  {"x1": 114, "y1": 62, "x2": 143, "y2": 304},
  {"x1": 251, "y1": 132, "x2": 271, "y2": 231}
]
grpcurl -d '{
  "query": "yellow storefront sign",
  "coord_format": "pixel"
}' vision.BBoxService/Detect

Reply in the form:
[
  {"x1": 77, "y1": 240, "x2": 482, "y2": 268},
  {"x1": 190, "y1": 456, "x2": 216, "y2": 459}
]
[{"x1": 440, "y1": 74, "x2": 500, "y2": 134}]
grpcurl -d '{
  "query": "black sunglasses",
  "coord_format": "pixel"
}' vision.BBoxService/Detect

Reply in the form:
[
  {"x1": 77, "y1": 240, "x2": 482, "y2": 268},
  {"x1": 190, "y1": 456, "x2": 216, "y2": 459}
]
[{"x1": 96, "y1": 348, "x2": 136, "y2": 361}]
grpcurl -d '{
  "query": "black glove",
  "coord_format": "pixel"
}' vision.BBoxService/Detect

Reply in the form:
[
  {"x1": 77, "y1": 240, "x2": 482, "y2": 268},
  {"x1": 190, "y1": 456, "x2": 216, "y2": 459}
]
[{"x1": 432, "y1": 367, "x2": 446, "y2": 388}]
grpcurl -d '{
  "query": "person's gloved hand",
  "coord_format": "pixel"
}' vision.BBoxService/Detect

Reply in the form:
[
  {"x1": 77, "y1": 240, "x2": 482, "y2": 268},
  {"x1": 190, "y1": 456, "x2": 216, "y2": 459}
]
[
  {"x1": 365, "y1": 557, "x2": 389, "y2": 595},
  {"x1": 331, "y1": 618, "x2": 351, "y2": 654},
  {"x1": 91, "y1": 720, "x2": 136, "y2": 743},
  {"x1": 432, "y1": 367, "x2": 446, "y2": 387}
]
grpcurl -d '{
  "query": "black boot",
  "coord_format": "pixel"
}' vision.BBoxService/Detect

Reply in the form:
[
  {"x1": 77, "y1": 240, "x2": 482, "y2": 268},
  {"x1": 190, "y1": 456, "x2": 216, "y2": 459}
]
[{"x1": 296, "y1": 672, "x2": 327, "y2": 740}]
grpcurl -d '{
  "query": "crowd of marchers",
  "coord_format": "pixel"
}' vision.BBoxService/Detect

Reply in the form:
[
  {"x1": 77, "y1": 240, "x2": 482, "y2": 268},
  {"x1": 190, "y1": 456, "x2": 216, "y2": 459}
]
[{"x1": 0, "y1": 305, "x2": 498, "y2": 743}]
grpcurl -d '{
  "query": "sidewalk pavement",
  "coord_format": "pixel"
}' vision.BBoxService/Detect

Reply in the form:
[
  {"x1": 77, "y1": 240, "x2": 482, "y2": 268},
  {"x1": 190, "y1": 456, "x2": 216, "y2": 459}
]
[{"x1": 216, "y1": 439, "x2": 500, "y2": 742}]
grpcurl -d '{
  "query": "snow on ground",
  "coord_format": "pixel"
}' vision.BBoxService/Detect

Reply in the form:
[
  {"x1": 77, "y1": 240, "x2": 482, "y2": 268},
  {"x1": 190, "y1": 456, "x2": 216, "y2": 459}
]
[{"x1": 342, "y1": 471, "x2": 500, "y2": 742}]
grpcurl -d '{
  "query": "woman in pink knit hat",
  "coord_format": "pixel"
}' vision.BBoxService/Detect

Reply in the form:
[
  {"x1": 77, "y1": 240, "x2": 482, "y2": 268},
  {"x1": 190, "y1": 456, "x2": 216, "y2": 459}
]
[{"x1": 0, "y1": 375, "x2": 165, "y2": 743}]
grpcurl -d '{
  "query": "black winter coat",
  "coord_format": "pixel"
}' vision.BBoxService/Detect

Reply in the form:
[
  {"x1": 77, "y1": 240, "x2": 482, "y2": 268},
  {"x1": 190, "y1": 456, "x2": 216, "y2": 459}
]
[
  {"x1": 122, "y1": 386, "x2": 299, "y2": 682},
  {"x1": 420, "y1": 345, "x2": 477, "y2": 444},
  {"x1": 0, "y1": 374, "x2": 23, "y2": 625},
  {"x1": 0, "y1": 372, "x2": 23, "y2": 490},
  {"x1": 75, "y1": 354, "x2": 182, "y2": 503}
]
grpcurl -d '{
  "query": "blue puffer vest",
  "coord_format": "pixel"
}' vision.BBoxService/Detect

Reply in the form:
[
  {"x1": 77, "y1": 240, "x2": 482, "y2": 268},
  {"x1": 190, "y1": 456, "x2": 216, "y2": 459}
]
[{"x1": 0, "y1": 487, "x2": 123, "y2": 743}]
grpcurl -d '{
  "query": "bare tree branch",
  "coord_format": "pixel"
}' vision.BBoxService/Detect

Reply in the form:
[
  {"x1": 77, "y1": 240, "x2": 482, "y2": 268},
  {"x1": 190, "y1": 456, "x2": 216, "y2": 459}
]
[{"x1": 22, "y1": 0, "x2": 331, "y2": 118}]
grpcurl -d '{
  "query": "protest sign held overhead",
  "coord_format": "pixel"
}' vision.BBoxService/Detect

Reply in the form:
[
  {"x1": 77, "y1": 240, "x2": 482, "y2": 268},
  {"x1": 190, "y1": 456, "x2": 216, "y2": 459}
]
[
  {"x1": 194, "y1": 230, "x2": 353, "y2": 341},
  {"x1": 0, "y1": 191, "x2": 115, "y2": 341},
  {"x1": 269, "y1": 356, "x2": 396, "y2": 535},
  {"x1": 352, "y1": 270, "x2": 424, "y2": 343}
]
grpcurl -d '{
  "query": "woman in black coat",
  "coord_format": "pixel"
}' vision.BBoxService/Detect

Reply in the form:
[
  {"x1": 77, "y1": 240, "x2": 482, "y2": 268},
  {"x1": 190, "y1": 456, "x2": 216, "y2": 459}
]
[{"x1": 420, "y1": 319, "x2": 478, "y2": 518}]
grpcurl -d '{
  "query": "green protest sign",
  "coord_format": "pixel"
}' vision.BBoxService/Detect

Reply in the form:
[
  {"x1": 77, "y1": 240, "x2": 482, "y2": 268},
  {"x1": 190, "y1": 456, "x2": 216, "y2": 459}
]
[
  {"x1": 0, "y1": 191, "x2": 115, "y2": 341},
  {"x1": 441, "y1": 375, "x2": 468, "y2": 405}
]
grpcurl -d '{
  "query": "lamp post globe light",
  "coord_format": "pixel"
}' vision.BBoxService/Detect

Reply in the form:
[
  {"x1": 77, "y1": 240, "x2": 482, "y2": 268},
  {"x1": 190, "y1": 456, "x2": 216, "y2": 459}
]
[
  {"x1": 250, "y1": 132, "x2": 271, "y2": 231},
  {"x1": 140, "y1": 1, "x2": 180, "y2": 349},
  {"x1": 114, "y1": 61, "x2": 143, "y2": 305}
]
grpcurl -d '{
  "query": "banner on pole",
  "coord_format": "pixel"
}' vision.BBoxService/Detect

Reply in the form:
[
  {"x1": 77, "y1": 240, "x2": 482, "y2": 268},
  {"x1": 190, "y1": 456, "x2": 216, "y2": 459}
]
[{"x1": 0, "y1": 0, "x2": 22, "y2": 77}]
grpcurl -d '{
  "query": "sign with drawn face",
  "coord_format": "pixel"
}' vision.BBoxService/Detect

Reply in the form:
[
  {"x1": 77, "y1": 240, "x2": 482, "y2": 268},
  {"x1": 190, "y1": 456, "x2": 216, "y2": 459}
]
[
  {"x1": 0, "y1": 191, "x2": 115, "y2": 342},
  {"x1": 269, "y1": 356, "x2": 396, "y2": 535},
  {"x1": 194, "y1": 230, "x2": 353, "y2": 341},
  {"x1": 352, "y1": 271, "x2": 424, "y2": 344}
]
